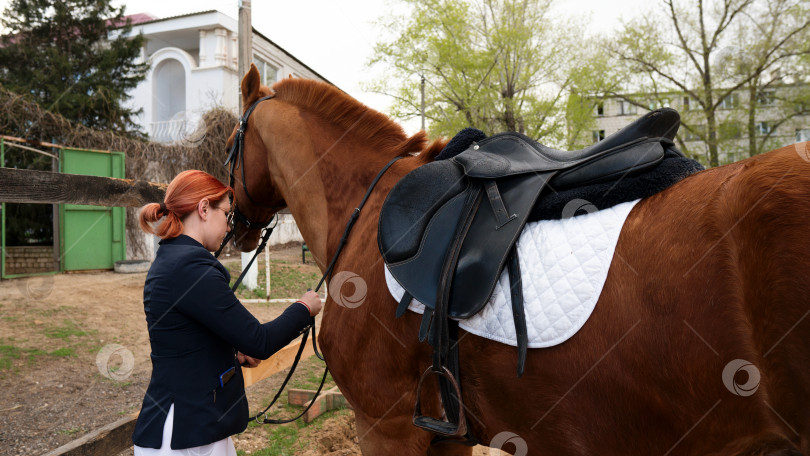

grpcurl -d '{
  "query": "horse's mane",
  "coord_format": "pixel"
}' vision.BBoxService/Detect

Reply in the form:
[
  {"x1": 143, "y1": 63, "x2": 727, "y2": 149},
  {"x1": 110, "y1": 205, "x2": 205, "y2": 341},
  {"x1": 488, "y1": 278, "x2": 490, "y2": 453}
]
[{"x1": 271, "y1": 78, "x2": 445, "y2": 161}]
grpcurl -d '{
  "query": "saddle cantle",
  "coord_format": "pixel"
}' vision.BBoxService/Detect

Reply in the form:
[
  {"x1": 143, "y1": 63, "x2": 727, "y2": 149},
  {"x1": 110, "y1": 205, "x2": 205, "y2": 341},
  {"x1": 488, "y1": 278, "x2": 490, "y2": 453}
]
[{"x1": 377, "y1": 108, "x2": 682, "y2": 438}]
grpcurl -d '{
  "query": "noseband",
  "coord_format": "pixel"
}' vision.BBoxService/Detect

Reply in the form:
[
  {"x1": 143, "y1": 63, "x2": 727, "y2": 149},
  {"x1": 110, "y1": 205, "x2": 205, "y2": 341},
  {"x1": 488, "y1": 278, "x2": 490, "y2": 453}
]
[{"x1": 215, "y1": 94, "x2": 281, "y2": 257}]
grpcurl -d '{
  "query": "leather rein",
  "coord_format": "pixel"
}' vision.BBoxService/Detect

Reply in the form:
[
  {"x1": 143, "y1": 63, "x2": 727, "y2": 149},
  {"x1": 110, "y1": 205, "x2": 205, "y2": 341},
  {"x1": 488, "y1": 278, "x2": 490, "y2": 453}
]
[{"x1": 214, "y1": 94, "x2": 402, "y2": 424}]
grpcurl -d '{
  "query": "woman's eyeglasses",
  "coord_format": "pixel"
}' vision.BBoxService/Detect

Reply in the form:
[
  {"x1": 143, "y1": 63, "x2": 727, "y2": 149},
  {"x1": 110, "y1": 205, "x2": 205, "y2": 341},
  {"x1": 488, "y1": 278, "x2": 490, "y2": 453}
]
[{"x1": 212, "y1": 206, "x2": 233, "y2": 228}]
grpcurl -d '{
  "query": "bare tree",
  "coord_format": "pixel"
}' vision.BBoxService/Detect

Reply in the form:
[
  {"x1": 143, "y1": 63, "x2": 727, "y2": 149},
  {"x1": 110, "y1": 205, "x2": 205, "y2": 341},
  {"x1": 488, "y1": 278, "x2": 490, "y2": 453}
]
[{"x1": 609, "y1": 0, "x2": 810, "y2": 166}]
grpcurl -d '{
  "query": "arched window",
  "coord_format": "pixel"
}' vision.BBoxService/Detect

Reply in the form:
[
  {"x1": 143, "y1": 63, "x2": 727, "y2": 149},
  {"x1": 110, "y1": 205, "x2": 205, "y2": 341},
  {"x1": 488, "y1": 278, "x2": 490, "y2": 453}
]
[{"x1": 153, "y1": 59, "x2": 186, "y2": 122}]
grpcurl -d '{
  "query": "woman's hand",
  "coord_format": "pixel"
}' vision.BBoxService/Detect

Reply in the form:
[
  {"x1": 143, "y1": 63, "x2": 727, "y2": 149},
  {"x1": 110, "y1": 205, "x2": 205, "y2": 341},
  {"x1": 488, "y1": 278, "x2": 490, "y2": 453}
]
[
  {"x1": 237, "y1": 351, "x2": 261, "y2": 368},
  {"x1": 298, "y1": 290, "x2": 323, "y2": 316}
]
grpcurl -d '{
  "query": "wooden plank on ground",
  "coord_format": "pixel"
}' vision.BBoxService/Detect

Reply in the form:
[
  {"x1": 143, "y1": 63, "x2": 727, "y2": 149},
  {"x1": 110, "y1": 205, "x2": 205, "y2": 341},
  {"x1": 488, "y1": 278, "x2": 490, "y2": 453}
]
[
  {"x1": 288, "y1": 386, "x2": 351, "y2": 423},
  {"x1": 0, "y1": 167, "x2": 166, "y2": 207},
  {"x1": 41, "y1": 413, "x2": 138, "y2": 456},
  {"x1": 242, "y1": 330, "x2": 318, "y2": 387}
]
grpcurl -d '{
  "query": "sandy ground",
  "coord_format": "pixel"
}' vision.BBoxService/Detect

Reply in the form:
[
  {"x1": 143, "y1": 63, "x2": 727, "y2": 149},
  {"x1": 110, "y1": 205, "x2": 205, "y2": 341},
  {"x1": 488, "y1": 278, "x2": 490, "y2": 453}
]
[{"x1": 0, "y1": 245, "x2": 503, "y2": 455}]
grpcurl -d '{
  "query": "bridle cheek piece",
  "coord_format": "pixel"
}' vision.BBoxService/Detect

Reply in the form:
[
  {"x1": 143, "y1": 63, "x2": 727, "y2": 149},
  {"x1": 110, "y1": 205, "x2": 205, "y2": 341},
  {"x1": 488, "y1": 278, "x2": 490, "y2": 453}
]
[{"x1": 215, "y1": 94, "x2": 281, "y2": 258}]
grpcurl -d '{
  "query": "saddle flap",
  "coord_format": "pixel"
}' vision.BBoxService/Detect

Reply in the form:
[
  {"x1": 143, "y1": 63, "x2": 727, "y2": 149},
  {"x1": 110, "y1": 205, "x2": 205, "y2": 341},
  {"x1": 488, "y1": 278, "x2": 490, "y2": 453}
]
[
  {"x1": 379, "y1": 161, "x2": 467, "y2": 264},
  {"x1": 449, "y1": 172, "x2": 553, "y2": 318},
  {"x1": 383, "y1": 183, "x2": 476, "y2": 309}
]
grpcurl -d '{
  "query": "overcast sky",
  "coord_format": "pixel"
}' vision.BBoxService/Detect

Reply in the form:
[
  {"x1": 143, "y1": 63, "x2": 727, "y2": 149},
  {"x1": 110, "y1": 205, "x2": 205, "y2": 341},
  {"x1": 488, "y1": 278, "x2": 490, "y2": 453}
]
[{"x1": 0, "y1": 0, "x2": 650, "y2": 124}]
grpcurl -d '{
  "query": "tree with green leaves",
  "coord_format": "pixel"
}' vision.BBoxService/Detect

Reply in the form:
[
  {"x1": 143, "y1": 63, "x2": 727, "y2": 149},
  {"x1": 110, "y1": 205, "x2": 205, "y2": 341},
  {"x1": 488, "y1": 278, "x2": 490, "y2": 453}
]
[
  {"x1": 370, "y1": 0, "x2": 614, "y2": 146},
  {"x1": 608, "y1": 0, "x2": 810, "y2": 166},
  {"x1": 0, "y1": 0, "x2": 149, "y2": 137}
]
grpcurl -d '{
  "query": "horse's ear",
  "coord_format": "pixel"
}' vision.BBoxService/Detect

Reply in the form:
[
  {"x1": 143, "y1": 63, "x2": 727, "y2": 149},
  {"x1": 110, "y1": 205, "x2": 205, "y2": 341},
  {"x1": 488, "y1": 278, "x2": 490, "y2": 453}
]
[{"x1": 241, "y1": 63, "x2": 262, "y2": 109}]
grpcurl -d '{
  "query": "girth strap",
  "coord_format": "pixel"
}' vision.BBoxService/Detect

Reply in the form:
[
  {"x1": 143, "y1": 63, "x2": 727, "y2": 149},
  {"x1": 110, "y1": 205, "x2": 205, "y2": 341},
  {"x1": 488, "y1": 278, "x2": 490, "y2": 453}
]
[
  {"x1": 396, "y1": 291, "x2": 412, "y2": 319},
  {"x1": 507, "y1": 245, "x2": 527, "y2": 377}
]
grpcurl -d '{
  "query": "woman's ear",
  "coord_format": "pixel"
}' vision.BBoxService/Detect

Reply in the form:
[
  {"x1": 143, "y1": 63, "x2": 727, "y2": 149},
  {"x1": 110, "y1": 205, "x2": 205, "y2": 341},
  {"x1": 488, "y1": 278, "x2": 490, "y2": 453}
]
[{"x1": 198, "y1": 199, "x2": 210, "y2": 220}]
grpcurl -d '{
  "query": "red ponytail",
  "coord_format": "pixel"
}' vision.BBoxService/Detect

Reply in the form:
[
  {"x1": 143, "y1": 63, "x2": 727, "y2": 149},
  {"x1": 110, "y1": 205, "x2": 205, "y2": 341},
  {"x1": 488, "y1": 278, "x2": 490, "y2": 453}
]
[{"x1": 139, "y1": 170, "x2": 232, "y2": 239}]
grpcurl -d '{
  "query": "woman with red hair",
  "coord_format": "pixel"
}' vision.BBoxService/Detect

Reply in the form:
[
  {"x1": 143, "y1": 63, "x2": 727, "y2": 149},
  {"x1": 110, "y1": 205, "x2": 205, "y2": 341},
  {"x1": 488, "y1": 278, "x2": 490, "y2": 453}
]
[{"x1": 132, "y1": 170, "x2": 321, "y2": 455}]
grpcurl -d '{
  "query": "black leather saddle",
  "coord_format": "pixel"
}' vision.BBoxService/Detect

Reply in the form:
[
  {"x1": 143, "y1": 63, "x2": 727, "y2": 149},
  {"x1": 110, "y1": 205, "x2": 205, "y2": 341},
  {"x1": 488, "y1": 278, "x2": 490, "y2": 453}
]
[{"x1": 377, "y1": 108, "x2": 681, "y2": 438}]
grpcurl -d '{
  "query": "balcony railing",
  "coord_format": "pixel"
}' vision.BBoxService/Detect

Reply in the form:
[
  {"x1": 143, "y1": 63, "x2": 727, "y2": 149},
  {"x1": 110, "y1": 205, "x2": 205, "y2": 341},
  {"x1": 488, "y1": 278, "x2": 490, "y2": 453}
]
[{"x1": 149, "y1": 119, "x2": 190, "y2": 143}]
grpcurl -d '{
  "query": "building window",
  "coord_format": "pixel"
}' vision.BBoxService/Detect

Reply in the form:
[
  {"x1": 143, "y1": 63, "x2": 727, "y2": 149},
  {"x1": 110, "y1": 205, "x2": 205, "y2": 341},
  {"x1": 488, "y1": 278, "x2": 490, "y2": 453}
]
[
  {"x1": 797, "y1": 129, "x2": 810, "y2": 142},
  {"x1": 756, "y1": 121, "x2": 771, "y2": 136},
  {"x1": 151, "y1": 58, "x2": 187, "y2": 143},
  {"x1": 595, "y1": 102, "x2": 604, "y2": 117},
  {"x1": 757, "y1": 90, "x2": 776, "y2": 106},
  {"x1": 618, "y1": 100, "x2": 637, "y2": 116},
  {"x1": 682, "y1": 96, "x2": 694, "y2": 111},
  {"x1": 719, "y1": 93, "x2": 740, "y2": 110},
  {"x1": 253, "y1": 56, "x2": 279, "y2": 86},
  {"x1": 592, "y1": 130, "x2": 605, "y2": 143}
]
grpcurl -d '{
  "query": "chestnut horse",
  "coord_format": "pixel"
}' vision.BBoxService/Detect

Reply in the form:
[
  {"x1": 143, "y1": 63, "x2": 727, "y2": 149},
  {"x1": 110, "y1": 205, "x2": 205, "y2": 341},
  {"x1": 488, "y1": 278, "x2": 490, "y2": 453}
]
[{"x1": 227, "y1": 65, "x2": 810, "y2": 456}]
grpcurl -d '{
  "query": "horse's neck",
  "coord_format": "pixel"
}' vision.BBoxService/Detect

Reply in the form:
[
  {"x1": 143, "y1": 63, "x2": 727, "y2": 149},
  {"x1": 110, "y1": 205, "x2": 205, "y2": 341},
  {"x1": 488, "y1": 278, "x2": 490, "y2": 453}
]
[{"x1": 283, "y1": 149, "x2": 413, "y2": 271}]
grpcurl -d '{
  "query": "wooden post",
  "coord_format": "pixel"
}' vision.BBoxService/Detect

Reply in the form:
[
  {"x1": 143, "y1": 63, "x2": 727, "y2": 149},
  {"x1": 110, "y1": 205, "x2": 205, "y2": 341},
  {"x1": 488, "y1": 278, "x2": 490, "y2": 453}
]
[
  {"x1": 265, "y1": 243, "x2": 270, "y2": 299},
  {"x1": 51, "y1": 147, "x2": 60, "y2": 271},
  {"x1": 421, "y1": 74, "x2": 426, "y2": 131},
  {"x1": 0, "y1": 168, "x2": 166, "y2": 207},
  {"x1": 238, "y1": 0, "x2": 253, "y2": 111}
]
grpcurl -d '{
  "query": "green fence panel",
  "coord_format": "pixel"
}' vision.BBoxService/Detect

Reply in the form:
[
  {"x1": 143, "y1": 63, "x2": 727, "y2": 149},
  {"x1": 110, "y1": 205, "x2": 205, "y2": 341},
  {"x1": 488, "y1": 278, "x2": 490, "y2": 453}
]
[{"x1": 59, "y1": 148, "x2": 126, "y2": 271}]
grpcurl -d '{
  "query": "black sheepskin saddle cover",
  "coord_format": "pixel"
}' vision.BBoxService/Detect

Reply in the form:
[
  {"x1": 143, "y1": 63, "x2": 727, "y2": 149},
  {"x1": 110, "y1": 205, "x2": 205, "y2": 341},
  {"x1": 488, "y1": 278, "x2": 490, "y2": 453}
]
[{"x1": 435, "y1": 127, "x2": 704, "y2": 222}]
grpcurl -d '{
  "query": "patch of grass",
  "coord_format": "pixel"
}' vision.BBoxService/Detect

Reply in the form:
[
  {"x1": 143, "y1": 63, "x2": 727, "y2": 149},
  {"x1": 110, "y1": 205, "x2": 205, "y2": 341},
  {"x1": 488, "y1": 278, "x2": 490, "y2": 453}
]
[
  {"x1": 225, "y1": 257, "x2": 321, "y2": 300},
  {"x1": 0, "y1": 340, "x2": 77, "y2": 371},
  {"x1": 288, "y1": 357, "x2": 333, "y2": 391},
  {"x1": 43, "y1": 320, "x2": 94, "y2": 339},
  {"x1": 57, "y1": 427, "x2": 82, "y2": 436},
  {"x1": 48, "y1": 347, "x2": 75, "y2": 358},
  {"x1": 252, "y1": 425, "x2": 300, "y2": 456},
  {"x1": 0, "y1": 344, "x2": 22, "y2": 370}
]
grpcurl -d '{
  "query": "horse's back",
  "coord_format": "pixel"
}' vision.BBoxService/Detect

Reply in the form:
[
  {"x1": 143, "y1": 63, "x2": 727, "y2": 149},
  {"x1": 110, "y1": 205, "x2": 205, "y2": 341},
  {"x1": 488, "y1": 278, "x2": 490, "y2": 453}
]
[{"x1": 462, "y1": 147, "x2": 810, "y2": 454}]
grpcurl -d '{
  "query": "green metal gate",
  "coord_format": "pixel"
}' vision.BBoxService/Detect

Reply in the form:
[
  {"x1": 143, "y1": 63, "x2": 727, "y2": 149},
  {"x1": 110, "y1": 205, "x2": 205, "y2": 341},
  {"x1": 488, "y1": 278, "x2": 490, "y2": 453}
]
[{"x1": 59, "y1": 148, "x2": 126, "y2": 271}]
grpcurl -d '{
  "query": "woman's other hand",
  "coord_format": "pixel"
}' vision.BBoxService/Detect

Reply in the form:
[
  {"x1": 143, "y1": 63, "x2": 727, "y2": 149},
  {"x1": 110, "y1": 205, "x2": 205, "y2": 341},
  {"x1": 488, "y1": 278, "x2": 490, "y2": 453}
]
[{"x1": 237, "y1": 351, "x2": 261, "y2": 368}]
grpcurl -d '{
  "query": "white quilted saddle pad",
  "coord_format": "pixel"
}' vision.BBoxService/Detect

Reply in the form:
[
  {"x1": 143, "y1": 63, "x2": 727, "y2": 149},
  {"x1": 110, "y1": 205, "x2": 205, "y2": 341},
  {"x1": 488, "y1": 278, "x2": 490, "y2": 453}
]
[{"x1": 384, "y1": 199, "x2": 640, "y2": 348}]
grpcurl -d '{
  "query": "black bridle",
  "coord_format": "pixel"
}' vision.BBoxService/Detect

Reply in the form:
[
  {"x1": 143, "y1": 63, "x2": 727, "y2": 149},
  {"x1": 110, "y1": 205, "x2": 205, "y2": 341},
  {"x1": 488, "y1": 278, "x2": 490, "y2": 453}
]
[
  {"x1": 214, "y1": 94, "x2": 281, "y2": 258},
  {"x1": 213, "y1": 93, "x2": 404, "y2": 425}
]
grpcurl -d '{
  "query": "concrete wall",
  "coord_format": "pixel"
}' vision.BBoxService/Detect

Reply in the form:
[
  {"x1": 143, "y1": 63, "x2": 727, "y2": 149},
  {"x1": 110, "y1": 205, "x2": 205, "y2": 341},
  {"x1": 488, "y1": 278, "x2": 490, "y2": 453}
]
[{"x1": 268, "y1": 213, "x2": 304, "y2": 245}]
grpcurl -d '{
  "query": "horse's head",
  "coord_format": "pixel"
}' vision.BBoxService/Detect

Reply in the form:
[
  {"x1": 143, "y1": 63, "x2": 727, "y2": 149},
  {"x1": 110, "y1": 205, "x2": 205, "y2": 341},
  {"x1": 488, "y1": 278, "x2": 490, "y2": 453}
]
[{"x1": 225, "y1": 64, "x2": 286, "y2": 252}]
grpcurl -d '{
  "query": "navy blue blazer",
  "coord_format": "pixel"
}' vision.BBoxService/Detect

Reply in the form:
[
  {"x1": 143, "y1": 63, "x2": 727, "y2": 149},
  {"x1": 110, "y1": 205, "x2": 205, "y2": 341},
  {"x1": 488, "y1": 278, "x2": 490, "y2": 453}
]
[{"x1": 132, "y1": 235, "x2": 312, "y2": 449}]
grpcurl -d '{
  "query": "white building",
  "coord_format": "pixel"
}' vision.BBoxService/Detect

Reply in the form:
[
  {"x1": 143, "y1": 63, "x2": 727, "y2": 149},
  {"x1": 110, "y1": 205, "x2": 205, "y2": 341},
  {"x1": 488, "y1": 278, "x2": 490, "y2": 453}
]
[
  {"x1": 124, "y1": 10, "x2": 331, "y2": 142},
  {"x1": 592, "y1": 90, "x2": 810, "y2": 165},
  {"x1": 122, "y1": 10, "x2": 320, "y2": 258}
]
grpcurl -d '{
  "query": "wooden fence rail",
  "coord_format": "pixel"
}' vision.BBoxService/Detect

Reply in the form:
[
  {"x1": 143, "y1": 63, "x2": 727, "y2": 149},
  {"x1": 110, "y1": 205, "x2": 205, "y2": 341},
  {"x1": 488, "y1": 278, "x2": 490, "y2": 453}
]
[{"x1": 0, "y1": 168, "x2": 166, "y2": 207}]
